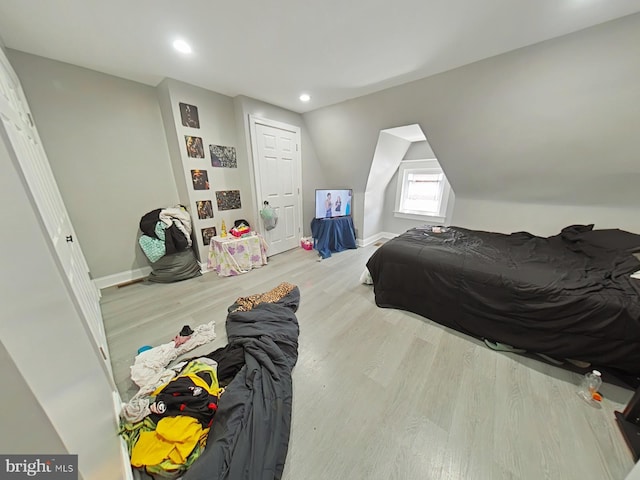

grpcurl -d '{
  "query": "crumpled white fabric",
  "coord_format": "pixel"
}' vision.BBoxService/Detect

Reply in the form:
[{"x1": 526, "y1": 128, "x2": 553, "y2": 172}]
[
  {"x1": 360, "y1": 268, "x2": 373, "y2": 285},
  {"x1": 159, "y1": 206, "x2": 193, "y2": 247},
  {"x1": 121, "y1": 397, "x2": 151, "y2": 423},
  {"x1": 130, "y1": 320, "x2": 216, "y2": 388},
  {"x1": 121, "y1": 356, "x2": 219, "y2": 423}
]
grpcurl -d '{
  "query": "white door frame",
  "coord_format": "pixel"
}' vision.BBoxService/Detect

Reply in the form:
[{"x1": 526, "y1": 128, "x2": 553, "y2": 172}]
[{"x1": 248, "y1": 115, "x2": 303, "y2": 252}]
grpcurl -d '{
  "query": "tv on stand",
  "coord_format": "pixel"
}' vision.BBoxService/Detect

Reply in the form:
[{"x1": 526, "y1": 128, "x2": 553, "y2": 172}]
[{"x1": 315, "y1": 189, "x2": 352, "y2": 219}]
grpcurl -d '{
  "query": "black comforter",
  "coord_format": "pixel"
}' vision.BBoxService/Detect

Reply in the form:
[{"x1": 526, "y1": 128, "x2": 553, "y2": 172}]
[
  {"x1": 183, "y1": 285, "x2": 300, "y2": 480},
  {"x1": 366, "y1": 225, "x2": 640, "y2": 375}
]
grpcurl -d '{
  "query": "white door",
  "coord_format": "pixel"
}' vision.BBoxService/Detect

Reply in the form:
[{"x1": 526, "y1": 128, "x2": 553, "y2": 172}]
[
  {"x1": 250, "y1": 116, "x2": 302, "y2": 256},
  {"x1": 0, "y1": 48, "x2": 112, "y2": 376}
]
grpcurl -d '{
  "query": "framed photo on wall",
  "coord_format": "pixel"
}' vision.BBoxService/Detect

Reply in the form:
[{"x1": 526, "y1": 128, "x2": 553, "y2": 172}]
[
  {"x1": 179, "y1": 103, "x2": 200, "y2": 128},
  {"x1": 191, "y1": 169, "x2": 210, "y2": 190},
  {"x1": 210, "y1": 144, "x2": 237, "y2": 168},
  {"x1": 185, "y1": 136, "x2": 205, "y2": 158},
  {"x1": 196, "y1": 200, "x2": 214, "y2": 219},
  {"x1": 201, "y1": 227, "x2": 217, "y2": 246},
  {"x1": 215, "y1": 190, "x2": 242, "y2": 210}
]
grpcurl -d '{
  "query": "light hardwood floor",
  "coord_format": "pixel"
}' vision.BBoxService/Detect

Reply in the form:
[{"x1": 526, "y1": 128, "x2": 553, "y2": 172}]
[{"x1": 101, "y1": 244, "x2": 636, "y2": 480}]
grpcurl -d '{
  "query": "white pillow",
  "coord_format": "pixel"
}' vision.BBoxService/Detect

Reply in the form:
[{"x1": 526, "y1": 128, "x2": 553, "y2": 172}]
[{"x1": 360, "y1": 268, "x2": 373, "y2": 285}]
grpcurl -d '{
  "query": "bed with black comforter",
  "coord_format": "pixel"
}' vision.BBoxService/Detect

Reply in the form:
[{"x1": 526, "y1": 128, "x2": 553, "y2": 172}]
[{"x1": 366, "y1": 224, "x2": 640, "y2": 376}]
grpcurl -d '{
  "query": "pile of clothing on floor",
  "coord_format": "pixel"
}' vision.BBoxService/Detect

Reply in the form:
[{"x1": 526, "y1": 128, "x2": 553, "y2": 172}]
[
  {"x1": 121, "y1": 359, "x2": 222, "y2": 477},
  {"x1": 138, "y1": 206, "x2": 201, "y2": 283},
  {"x1": 120, "y1": 282, "x2": 301, "y2": 479},
  {"x1": 139, "y1": 206, "x2": 193, "y2": 262}
]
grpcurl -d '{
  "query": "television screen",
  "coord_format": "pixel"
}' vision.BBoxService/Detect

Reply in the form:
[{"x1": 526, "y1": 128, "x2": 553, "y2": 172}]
[{"x1": 315, "y1": 189, "x2": 352, "y2": 219}]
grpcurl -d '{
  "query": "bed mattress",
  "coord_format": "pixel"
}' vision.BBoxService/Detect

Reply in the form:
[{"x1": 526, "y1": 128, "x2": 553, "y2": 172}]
[{"x1": 366, "y1": 225, "x2": 640, "y2": 375}]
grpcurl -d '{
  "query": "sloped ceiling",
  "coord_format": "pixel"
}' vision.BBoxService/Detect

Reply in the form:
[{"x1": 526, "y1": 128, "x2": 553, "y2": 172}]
[{"x1": 303, "y1": 13, "x2": 640, "y2": 208}]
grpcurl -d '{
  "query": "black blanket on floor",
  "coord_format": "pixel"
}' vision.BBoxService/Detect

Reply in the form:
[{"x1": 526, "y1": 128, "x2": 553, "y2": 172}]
[
  {"x1": 366, "y1": 225, "x2": 640, "y2": 375},
  {"x1": 183, "y1": 287, "x2": 300, "y2": 480}
]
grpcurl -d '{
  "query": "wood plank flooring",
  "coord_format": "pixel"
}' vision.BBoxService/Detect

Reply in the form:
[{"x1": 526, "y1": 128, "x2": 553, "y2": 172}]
[{"x1": 100, "y1": 244, "x2": 636, "y2": 480}]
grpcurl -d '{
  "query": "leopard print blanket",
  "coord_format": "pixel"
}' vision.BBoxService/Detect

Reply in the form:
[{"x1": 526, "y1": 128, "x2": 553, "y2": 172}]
[{"x1": 232, "y1": 282, "x2": 297, "y2": 312}]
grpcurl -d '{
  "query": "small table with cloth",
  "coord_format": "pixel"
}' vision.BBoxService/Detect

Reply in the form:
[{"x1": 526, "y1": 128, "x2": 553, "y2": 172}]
[{"x1": 207, "y1": 233, "x2": 268, "y2": 276}]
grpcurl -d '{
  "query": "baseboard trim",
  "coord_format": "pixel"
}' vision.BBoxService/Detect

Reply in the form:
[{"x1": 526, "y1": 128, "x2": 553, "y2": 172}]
[
  {"x1": 358, "y1": 231, "x2": 398, "y2": 247},
  {"x1": 94, "y1": 267, "x2": 152, "y2": 290}
]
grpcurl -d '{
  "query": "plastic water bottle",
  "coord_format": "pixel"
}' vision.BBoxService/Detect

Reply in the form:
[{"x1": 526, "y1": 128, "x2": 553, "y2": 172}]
[{"x1": 578, "y1": 370, "x2": 602, "y2": 402}]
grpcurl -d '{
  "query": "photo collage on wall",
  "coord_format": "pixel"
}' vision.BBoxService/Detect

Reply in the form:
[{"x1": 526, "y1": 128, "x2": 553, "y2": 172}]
[
  {"x1": 210, "y1": 144, "x2": 237, "y2": 168},
  {"x1": 191, "y1": 169, "x2": 209, "y2": 190},
  {"x1": 185, "y1": 136, "x2": 205, "y2": 158},
  {"x1": 201, "y1": 227, "x2": 217, "y2": 246},
  {"x1": 196, "y1": 200, "x2": 214, "y2": 219},
  {"x1": 180, "y1": 101, "x2": 243, "y2": 251},
  {"x1": 216, "y1": 190, "x2": 242, "y2": 211},
  {"x1": 180, "y1": 102, "x2": 200, "y2": 129},
  {"x1": 180, "y1": 101, "x2": 216, "y2": 247}
]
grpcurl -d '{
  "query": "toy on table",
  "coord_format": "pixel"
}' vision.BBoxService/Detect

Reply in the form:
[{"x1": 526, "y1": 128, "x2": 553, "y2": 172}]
[{"x1": 230, "y1": 223, "x2": 251, "y2": 237}]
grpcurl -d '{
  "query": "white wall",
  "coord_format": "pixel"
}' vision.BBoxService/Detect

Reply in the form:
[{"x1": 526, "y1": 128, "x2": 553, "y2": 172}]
[
  {"x1": 404, "y1": 140, "x2": 435, "y2": 161},
  {"x1": 6, "y1": 49, "x2": 179, "y2": 279},
  {"x1": 157, "y1": 78, "x2": 247, "y2": 263},
  {"x1": 157, "y1": 81, "x2": 191, "y2": 211},
  {"x1": 362, "y1": 131, "x2": 411, "y2": 239}
]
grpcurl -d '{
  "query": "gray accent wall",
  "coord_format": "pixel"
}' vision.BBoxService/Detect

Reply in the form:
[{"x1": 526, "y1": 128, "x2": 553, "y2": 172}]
[
  {"x1": 6, "y1": 49, "x2": 178, "y2": 278},
  {"x1": 304, "y1": 13, "x2": 640, "y2": 237},
  {"x1": 8, "y1": 11, "x2": 639, "y2": 280},
  {"x1": 452, "y1": 198, "x2": 640, "y2": 237},
  {"x1": 0, "y1": 339, "x2": 67, "y2": 454},
  {"x1": 6, "y1": 47, "x2": 323, "y2": 278},
  {"x1": 0, "y1": 127, "x2": 124, "y2": 479}
]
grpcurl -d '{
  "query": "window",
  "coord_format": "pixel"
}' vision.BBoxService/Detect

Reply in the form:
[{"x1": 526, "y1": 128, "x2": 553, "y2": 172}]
[{"x1": 395, "y1": 159, "x2": 452, "y2": 222}]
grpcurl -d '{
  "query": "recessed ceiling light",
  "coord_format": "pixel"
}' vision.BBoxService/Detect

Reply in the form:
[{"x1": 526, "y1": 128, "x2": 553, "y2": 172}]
[
  {"x1": 299, "y1": 94, "x2": 311, "y2": 102},
  {"x1": 173, "y1": 39, "x2": 192, "y2": 54}
]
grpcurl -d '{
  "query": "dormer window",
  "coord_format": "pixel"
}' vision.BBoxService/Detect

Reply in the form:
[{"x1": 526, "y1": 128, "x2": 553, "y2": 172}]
[{"x1": 394, "y1": 159, "x2": 452, "y2": 223}]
